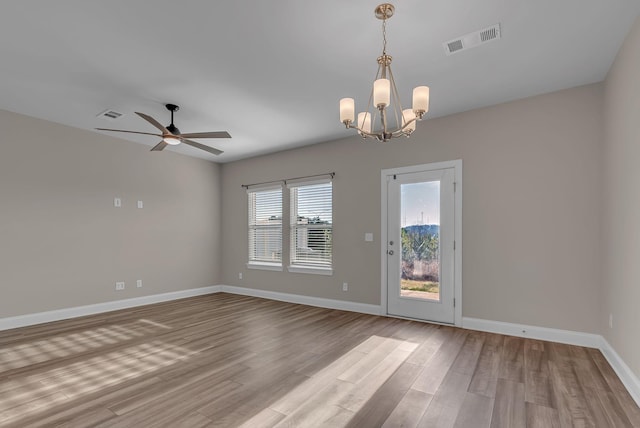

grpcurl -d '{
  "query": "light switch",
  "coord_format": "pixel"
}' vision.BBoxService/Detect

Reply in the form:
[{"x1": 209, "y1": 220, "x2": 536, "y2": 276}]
[
  {"x1": 137, "y1": 200, "x2": 144, "y2": 209},
  {"x1": 114, "y1": 197, "x2": 121, "y2": 208},
  {"x1": 365, "y1": 233, "x2": 374, "y2": 242}
]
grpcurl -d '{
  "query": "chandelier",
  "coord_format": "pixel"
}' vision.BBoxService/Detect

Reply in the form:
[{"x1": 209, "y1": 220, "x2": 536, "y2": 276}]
[{"x1": 339, "y1": 3, "x2": 429, "y2": 142}]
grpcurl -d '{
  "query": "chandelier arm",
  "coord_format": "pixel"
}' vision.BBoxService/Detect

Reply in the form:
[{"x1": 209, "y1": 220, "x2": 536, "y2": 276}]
[
  {"x1": 367, "y1": 64, "x2": 383, "y2": 125},
  {"x1": 380, "y1": 106, "x2": 388, "y2": 136},
  {"x1": 392, "y1": 116, "x2": 419, "y2": 136},
  {"x1": 347, "y1": 123, "x2": 378, "y2": 139},
  {"x1": 387, "y1": 66, "x2": 405, "y2": 130}
]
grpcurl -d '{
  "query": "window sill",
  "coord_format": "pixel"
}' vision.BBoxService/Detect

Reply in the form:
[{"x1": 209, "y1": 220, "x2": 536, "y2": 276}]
[
  {"x1": 287, "y1": 265, "x2": 333, "y2": 276},
  {"x1": 246, "y1": 262, "x2": 283, "y2": 272}
]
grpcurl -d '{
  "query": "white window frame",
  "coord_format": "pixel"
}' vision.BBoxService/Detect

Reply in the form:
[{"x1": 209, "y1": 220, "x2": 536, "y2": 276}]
[
  {"x1": 287, "y1": 178, "x2": 333, "y2": 276},
  {"x1": 246, "y1": 185, "x2": 283, "y2": 271}
]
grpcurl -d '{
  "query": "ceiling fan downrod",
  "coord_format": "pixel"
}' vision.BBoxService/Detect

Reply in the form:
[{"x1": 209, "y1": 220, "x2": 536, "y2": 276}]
[{"x1": 165, "y1": 104, "x2": 180, "y2": 135}]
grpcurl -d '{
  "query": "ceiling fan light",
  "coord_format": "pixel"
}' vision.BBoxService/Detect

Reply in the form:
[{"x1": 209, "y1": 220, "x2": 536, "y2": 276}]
[{"x1": 164, "y1": 136, "x2": 181, "y2": 145}]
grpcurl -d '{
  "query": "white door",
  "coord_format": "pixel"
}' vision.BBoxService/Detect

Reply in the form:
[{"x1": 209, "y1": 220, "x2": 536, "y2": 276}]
[{"x1": 385, "y1": 166, "x2": 456, "y2": 324}]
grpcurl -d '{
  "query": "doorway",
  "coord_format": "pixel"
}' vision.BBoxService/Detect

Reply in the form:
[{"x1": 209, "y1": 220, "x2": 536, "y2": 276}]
[{"x1": 381, "y1": 160, "x2": 462, "y2": 325}]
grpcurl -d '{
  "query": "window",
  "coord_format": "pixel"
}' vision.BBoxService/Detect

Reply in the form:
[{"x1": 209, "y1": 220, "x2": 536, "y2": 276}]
[
  {"x1": 247, "y1": 186, "x2": 282, "y2": 270},
  {"x1": 288, "y1": 180, "x2": 333, "y2": 274}
]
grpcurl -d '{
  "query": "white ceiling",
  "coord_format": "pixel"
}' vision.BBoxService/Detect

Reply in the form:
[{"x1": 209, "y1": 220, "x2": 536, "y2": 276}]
[{"x1": 1, "y1": 1, "x2": 639, "y2": 163}]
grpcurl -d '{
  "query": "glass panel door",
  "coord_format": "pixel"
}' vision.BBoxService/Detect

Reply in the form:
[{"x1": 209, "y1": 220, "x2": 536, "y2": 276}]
[{"x1": 387, "y1": 167, "x2": 455, "y2": 323}]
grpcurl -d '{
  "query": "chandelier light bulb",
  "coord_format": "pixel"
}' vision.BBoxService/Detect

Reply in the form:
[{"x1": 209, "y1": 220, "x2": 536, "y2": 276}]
[
  {"x1": 402, "y1": 109, "x2": 416, "y2": 133},
  {"x1": 373, "y1": 79, "x2": 391, "y2": 108},
  {"x1": 340, "y1": 98, "x2": 355, "y2": 124},
  {"x1": 357, "y1": 112, "x2": 372, "y2": 135},
  {"x1": 412, "y1": 86, "x2": 430, "y2": 116}
]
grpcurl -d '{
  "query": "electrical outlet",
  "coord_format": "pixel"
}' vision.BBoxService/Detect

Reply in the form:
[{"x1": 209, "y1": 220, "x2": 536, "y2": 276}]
[
  {"x1": 239, "y1": 272, "x2": 243, "y2": 280},
  {"x1": 342, "y1": 282, "x2": 348, "y2": 291},
  {"x1": 115, "y1": 281, "x2": 125, "y2": 291},
  {"x1": 136, "y1": 279, "x2": 142, "y2": 288}
]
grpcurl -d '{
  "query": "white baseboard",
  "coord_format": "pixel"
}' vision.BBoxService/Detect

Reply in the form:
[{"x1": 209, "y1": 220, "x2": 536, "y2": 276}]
[
  {"x1": 0, "y1": 285, "x2": 221, "y2": 331},
  {"x1": 599, "y1": 337, "x2": 640, "y2": 407},
  {"x1": 2, "y1": 285, "x2": 637, "y2": 408},
  {"x1": 219, "y1": 285, "x2": 382, "y2": 316},
  {"x1": 462, "y1": 317, "x2": 602, "y2": 348}
]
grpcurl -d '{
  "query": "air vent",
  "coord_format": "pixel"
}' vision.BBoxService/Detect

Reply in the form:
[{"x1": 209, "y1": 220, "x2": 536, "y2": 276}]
[
  {"x1": 447, "y1": 40, "x2": 464, "y2": 54},
  {"x1": 444, "y1": 23, "x2": 501, "y2": 55},
  {"x1": 480, "y1": 26, "x2": 499, "y2": 42},
  {"x1": 96, "y1": 109, "x2": 124, "y2": 121}
]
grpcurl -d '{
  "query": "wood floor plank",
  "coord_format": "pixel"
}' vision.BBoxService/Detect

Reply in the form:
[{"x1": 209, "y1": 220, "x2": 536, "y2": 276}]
[
  {"x1": 450, "y1": 331, "x2": 485, "y2": 376},
  {"x1": 490, "y1": 379, "x2": 526, "y2": 428},
  {"x1": 0, "y1": 293, "x2": 638, "y2": 428},
  {"x1": 584, "y1": 386, "x2": 634, "y2": 427},
  {"x1": 524, "y1": 368, "x2": 555, "y2": 408},
  {"x1": 548, "y1": 358, "x2": 596, "y2": 427},
  {"x1": 411, "y1": 328, "x2": 468, "y2": 394},
  {"x1": 270, "y1": 379, "x2": 355, "y2": 428},
  {"x1": 7, "y1": 376, "x2": 163, "y2": 428},
  {"x1": 587, "y1": 348, "x2": 640, "y2": 425},
  {"x1": 523, "y1": 340, "x2": 549, "y2": 375},
  {"x1": 468, "y1": 333, "x2": 505, "y2": 398},
  {"x1": 525, "y1": 402, "x2": 561, "y2": 428},
  {"x1": 453, "y1": 392, "x2": 494, "y2": 428},
  {"x1": 269, "y1": 349, "x2": 366, "y2": 415},
  {"x1": 498, "y1": 336, "x2": 524, "y2": 383},
  {"x1": 345, "y1": 361, "x2": 422, "y2": 427},
  {"x1": 200, "y1": 373, "x2": 310, "y2": 426},
  {"x1": 417, "y1": 370, "x2": 474, "y2": 428},
  {"x1": 338, "y1": 344, "x2": 417, "y2": 413},
  {"x1": 54, "y1": 407, "x2": 117, "y2": 428},
  {"x1": 237, "y1": 408, "x2": 286, "y2": 428},
  {"x1": 382, "y1": 389, "x2": 433, "y2": 428}
]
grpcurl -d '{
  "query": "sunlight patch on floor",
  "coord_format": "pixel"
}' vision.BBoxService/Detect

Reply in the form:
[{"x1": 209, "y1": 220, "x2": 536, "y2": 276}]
[
  {"x1": 0, "y1": 319, "x2": 171, "y2": 373},
  {"x1": 0, "y1": 340, "x2": 192, "y2": 425},
  {"x1": 239, "y1": 335, "x2": 418, "y2": 428}
]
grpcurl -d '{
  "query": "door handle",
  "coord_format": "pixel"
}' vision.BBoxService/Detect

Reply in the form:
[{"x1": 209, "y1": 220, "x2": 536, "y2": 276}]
[{"x1": 388, "y1": 250, "x2": 394, "y2": 255}]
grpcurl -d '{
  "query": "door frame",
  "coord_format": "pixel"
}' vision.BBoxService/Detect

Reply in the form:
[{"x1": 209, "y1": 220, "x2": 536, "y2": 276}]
[{"x1": 380, "y1": 160, "x2": 463, "y2": 326}]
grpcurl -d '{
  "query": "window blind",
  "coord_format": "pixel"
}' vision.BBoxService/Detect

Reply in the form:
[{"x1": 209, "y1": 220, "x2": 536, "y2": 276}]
[
  {"x1": 248, "y1": 187, "x2": 282, "y2": 264},
  {"x1": 289, "y1": 181, "x2": 333, "y2": 268}
]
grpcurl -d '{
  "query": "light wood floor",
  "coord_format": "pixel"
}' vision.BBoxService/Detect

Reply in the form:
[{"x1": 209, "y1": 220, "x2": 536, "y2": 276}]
[{"x1": 1, "y1": 293, "x2": 638, "y2": 427}]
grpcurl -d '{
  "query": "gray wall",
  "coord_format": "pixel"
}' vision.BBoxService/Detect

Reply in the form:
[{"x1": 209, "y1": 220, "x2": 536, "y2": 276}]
[
  {"x1": 0, "y1": 109, "x2": 222, "y2": 318},
  {"x1": 602, "y1": 16, "x2": 640, "y2": 377},
  {"x1": 221, "y1": 83, "x2": 603, "y2": 334}
]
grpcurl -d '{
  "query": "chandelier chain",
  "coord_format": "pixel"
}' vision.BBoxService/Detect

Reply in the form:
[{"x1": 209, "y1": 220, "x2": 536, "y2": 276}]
[{"x1": 382, "y1": 17, "x2": 387, "y2": 55}]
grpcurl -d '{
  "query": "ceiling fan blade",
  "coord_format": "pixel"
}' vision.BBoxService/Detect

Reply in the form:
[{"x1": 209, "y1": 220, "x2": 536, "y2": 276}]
[
  {"x1": 150, "y1": 141, "x2": 168, "y2": 151},
  {"x1": 181, "y1": 139, "x2": 223, "y2": 155},
  {"x1": 96, "y1": 128, "x2": 163, "y2": 137},
  {"x1": 135, "y1": 112, "x2": 170, "y2": 134},
  {"x1": 179, "y1": 131, "x2": 231, "y2": 139}
]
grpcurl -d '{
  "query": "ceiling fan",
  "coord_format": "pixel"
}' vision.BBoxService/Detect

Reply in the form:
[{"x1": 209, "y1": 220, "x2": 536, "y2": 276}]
[{"x1": 96, "y1": 104, "x2": 231, "y2": 155}]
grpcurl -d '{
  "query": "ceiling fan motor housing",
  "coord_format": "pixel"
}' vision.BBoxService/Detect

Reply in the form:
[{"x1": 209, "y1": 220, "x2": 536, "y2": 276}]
[
  {"x1": 165, "y1": 104, "x2": 180, "y2": 134},
  {"x1": 166, "y1": 124, "x2": 180, "y2": 135}
]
